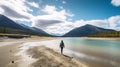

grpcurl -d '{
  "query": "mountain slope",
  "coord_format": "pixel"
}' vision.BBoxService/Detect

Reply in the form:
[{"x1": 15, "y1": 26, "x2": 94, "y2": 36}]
[
  {"x1": 63, "y1": 24, "x2": 116, "y2": 37},
  {"x1": 0, "y1": 14, "x2": 50, "y2": 36},
  {"x1": 0, "y1": 14, "x2": 27, "y2": 30},
  {"x1": 18, "y1": 23, "x2": 50, "y2": 36},
  {"x1": 88, "y1": 31, "x2": 120, "y2": 37},
  {"x1": 31, "y1": 27, "x2": 50, "y2": 36}
]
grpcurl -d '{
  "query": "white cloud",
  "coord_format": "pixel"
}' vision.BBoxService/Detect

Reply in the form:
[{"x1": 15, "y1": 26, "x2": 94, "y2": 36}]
[
  {"x1": 108, "y1": 15, "x2": 120, "y2": 29},
  {"x1": 41, "y1": 5, "x2": 74, "y2": 20},
  {"x1": 27, "y1": 2, "x2": 39, "y2": 8},
  {"x1": 32, "y1": 5, "x2": 74, "y2": 35},
  {"x1": 0, "y1": 7, "x2": 4, "y2": 13},
  {"x1": 62, "y1": 1, "x2": 66, "y2": 4},
  {"x1": 45, "y1": 22, "x2": 74, "y2": 35},
  {"x1": 111, "y1": 0, "x2": 120, "y2": 6},
  {"x1": 0, "y1": 0, "x2": 33, "y2": 21},
  {"x1": 32, "y1": 15, "x2": 63, "y2": 28},
  {"x1": 32, "y1": 5, "x2": 73, "y2": 27},
  {"x1": 42, "y1": 5, "x2": 56, "y2": 14}
]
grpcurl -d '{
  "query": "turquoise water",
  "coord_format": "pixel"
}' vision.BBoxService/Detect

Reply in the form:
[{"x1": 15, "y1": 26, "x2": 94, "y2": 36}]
[{"x1": 62, "y1": 38, "x2": 120, "y2": 67}]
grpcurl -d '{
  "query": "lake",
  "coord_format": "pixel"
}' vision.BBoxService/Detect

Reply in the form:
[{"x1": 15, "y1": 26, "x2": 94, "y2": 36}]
[{"x1": 62, "y1": 37, "x2": 120, "y2": 67}]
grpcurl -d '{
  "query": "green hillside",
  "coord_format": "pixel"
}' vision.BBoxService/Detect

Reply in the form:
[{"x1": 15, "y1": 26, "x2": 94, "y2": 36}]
[
  {"x1": 88, "y1": 31, "x2": 120, "y2": 37},
  {"x1": 0, "y1": 27, "x2": 43, "y2": 36}
]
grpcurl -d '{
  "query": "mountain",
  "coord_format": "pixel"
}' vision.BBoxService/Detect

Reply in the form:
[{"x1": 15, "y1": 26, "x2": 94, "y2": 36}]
[
  {"x1": 18, "y1": 23, "x2": 50, "y2": 36},
  {"x1": 0, "y1": 14, "x2": 50, "y2": 36},
  {"x1": 63, "y1": 24, "x2": 116, "y2": 37},
  {"x1": 31, "y1": 27, "x2": 50, "y2": 36},
  {"x1": 0, "y1": 14, "x2": 27, "y2": 30}
]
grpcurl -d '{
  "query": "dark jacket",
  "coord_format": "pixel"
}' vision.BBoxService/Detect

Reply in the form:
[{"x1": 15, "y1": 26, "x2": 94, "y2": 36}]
[{"x1": 60, "y1": 40, "x2": 65, "y2": 48}]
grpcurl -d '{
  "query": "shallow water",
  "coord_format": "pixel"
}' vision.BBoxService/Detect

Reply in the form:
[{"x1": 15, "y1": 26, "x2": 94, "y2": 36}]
[{"x1": 62, "y1": 37, "x2": 120, "y2": 67}]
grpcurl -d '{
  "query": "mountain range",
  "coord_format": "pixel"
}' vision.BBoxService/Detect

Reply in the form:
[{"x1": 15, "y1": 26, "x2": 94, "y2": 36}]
[
  {"x1": 0, "y1": 14, "x2": 50, "y2": 36},
  {"x1": 0, "y1": 14, "x2": 116, "y2": 37}
]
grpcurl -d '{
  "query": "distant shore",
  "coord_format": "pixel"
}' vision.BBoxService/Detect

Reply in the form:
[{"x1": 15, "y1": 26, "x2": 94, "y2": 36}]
[{"x1": 82, "y1": 37, "x2": 120, "y2": 40}]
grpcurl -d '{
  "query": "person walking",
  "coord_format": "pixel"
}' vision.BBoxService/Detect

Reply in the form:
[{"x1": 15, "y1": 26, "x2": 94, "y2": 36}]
[{"x1": 60, "y1": 40, "x2": 65, "y2": 54}]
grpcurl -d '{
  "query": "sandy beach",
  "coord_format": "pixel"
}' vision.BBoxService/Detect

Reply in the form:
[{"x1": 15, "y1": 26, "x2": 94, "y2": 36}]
[
  {"x1": 26, "y1": 46, "x2": 87, "y2": 67},
  {"x1": 0, "y1": 37, "x2": 88, "y2": 67}
]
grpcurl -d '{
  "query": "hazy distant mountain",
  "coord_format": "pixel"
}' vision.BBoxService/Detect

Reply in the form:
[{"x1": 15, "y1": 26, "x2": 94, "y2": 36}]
[
  {"x1": 63, "y1": 24, "x2": 116, "y2": 37},
  {"x1": 0, "y1": 14, "x2": 50, "y2": 36}
]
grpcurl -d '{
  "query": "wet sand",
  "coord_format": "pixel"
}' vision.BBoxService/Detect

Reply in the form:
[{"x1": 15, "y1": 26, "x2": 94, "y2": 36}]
[
  {"x1": 0, "y1": 42, "x2": 21, "y2": 67},
  {"x1": 0, "y1": 37, "x2": 54, "y2": 67},
  {"x1": 26, "y1": 46, "x2": 88, "y2": 67}
]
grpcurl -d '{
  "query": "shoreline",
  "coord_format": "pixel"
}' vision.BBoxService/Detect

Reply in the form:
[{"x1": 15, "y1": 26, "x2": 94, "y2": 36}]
[
  {"x1": 0, "y1": 37, "x2": 88, "y2": 67},
  {"x1": 81, "y1": 37, "x2": 120, "y2": 40},
  {"x1": 25, "y1": 46, "x2": 88, "y2": 67}
]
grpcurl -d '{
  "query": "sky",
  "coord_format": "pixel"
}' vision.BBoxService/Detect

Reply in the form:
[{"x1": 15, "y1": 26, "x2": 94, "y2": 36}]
[{"x1": 0, "y1": 0, "x2": 120, "y2": 35}]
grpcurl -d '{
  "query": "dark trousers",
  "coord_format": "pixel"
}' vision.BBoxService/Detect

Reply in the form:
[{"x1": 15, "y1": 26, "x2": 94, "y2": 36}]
[{"x1": 61, "y1": 47, "x2": 63, "y2": 54}]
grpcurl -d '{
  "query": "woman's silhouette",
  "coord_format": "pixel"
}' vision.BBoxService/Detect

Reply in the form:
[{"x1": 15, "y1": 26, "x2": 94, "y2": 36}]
[{"x1": 60, "y1": 40, "x2": 65, "y2": 54}]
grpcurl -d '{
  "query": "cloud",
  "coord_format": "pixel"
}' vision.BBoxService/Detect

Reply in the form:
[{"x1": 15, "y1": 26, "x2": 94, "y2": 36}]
[
  {"x1": 0, "y1": 0, "x2": 33, "y2": 21},
  {"x1": 42, "y1": 5, "x2": 56, "y2": 14},
  {"x1": 45, "y1": 22, "x2": 74, "y2": 35},
  {"x1": 27, "y1": 2, "x2": 39, "y2": 8},
  {"x1": 0, "y1": 7, "x2": 4, "y2": 13},
  {"x1": 111, "y1": 0, "x2": 120, "y2": 6},
  {"x1": 1, "y1": 5, "x2": 32, "y2": 21},
  {"x1": 62, "y1": 1, "x2": 66, "y2": 4},
  {"x1": 32, "y1": 16, "x2": 63, "y2": 28},
  {"x1": 41, "y1": 5, "x2": 74, "y2": 20},
  {"x1": 31, "y1": 5, "x2": 74, "y2": 35},
  {"x1": 85, "y1": 20, "x2": 108, "y2": 28},
  {"x1": 108, "y1": 15, "x2": 120, "y2": 29},
  {"x1": 32, "y1": 5, "x2": 74, "y2": 28}
]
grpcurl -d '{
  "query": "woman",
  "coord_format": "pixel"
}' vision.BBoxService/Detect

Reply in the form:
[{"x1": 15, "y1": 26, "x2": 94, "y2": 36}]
[{"x1": 60, "y1": 40, "x2": 65, "y2": 54}]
